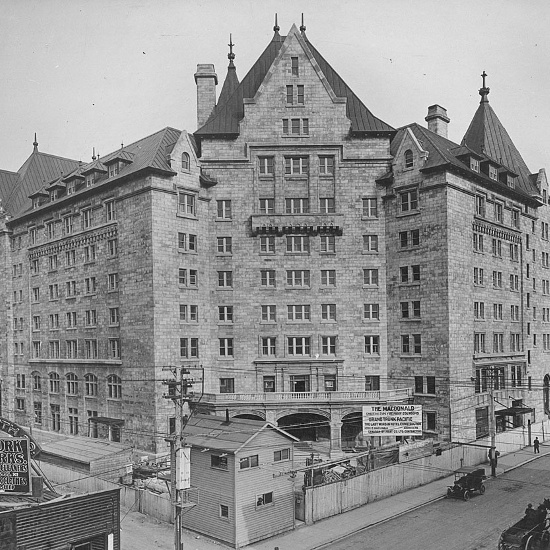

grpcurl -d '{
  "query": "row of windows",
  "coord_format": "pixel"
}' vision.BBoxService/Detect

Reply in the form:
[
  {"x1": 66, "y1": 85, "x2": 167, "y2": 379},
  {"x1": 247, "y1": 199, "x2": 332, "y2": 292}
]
[
  {"x1": 179, "y1": 335, "x2": 421, "y2": 358},
  {"x1": 475, "y1": 195, "x2": 520, "y2": 229},
  {"x1": 26, "y1": 275, "x2": 120, "y2": 298},
  {"x1": 474, "y1": 365, "x2": 526, "y2": 393},
  {"x1": 13, "y1": 308, "x2": 118, "y2": 332},
  {"x1": 29, "y1": 201, "x2": 116, "y2": 240},
  {"x1": 16, "y1": 372, "x2": 121, "y2": 398},
  {"x1": 474, "y1": 302, "x2": 522, "y2": 321},
  {"x1": 26, "y1": 339, "x2": 121, "y2": 360},
  {"x1": 473, "y1": 332, "x2": 522, "y2": 353},
  {"x1": 472, "y1": 268, "x2": 550, "y2": 292}
]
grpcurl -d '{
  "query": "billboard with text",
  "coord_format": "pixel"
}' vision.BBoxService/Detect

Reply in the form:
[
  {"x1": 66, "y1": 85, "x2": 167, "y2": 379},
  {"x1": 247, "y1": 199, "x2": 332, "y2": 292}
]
[
  {"x1": 0, "y1": 438, "x2": 31, "y2": 494},
  {"x1": 363, "y1": 405, "x2": 423, "y2": 437}
]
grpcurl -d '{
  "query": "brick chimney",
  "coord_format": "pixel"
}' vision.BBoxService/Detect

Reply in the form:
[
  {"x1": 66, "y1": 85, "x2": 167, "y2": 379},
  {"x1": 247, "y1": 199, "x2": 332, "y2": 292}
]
[
  {"x1": 194, "y1": 64, "x2": 218, "y2": 130},
  {"x1": 425, "y1": 105, "x2": 450, "y2": 138}
]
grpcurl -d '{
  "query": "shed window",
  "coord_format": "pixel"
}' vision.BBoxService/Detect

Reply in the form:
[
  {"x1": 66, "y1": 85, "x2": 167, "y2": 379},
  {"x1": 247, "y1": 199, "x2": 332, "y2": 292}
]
[
  {"x1": 274, "y1": 448, "x2": 290, "y2": 461},
  {"x1": 211, "y1": 455, "x2": 228, "y2": 470},
  {"x1": 256, "y1": 491, "x2": 273, "y2": 507},
  {"x1": 220, "y1": 504, "x2": 229, "y2": 518},
  {"x1": 239, "y1": 455, "x2": 259, "y2": 469}
]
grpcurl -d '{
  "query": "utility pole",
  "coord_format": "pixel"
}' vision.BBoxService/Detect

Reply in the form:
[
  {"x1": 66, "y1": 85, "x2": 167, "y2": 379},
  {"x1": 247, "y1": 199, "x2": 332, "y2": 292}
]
[
  {"x1": 163, "y1": 365, "x2": 202, "y2": 550},
  {"x1": 488, "y1": 367, "x2": 497, "y2": 477}
]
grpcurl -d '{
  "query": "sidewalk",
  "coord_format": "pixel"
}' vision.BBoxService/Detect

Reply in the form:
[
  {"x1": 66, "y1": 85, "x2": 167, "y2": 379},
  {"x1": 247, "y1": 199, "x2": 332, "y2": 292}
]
[{"x1": 120, "y1": 443, "x2": 550, "y2": 550}]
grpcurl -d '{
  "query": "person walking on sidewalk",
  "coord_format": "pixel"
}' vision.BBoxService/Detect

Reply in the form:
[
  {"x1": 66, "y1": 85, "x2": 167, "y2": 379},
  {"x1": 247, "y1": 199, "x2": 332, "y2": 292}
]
[{"x1": 534, "y1": 437, "x2": 540, "y2": 454}]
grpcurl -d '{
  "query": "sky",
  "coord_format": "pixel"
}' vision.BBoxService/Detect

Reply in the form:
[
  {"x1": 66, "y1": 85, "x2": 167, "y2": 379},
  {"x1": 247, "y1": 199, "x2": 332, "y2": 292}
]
[{"x1": 1, "y1": 0, "x2": 549, "y2": 174}]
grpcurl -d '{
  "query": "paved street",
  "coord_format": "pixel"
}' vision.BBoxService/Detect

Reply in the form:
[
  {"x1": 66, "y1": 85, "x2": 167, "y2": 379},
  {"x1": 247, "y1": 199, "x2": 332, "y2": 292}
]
[{"x1": 322, "y1": 454, "x2": 550, "y2": 550}]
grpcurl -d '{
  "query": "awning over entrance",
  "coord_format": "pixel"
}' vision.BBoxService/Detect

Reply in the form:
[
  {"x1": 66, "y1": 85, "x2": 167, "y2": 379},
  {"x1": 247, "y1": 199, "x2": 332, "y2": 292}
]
[{"x1": 495, "y1": 406, "x2": 534, "y2": 416}]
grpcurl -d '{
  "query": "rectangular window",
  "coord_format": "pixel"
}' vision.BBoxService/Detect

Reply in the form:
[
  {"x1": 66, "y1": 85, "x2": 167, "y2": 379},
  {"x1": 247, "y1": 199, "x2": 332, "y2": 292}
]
[
  {"x1": 363, "y1": 303, "x2": 379, "y2": 320},
  {"x1": 51, "y1": 404, "x2": 61, "y2": 432},
  {"x1": 109, "y1": 339, "x2": 121, "y2": 359},
  {"x1": 363, "y1": 235, "x2": 378, "y2": 252},
  {"x1": 321, "y1": 304, "x2": 336, "y2": 321},
  {"x1": 219, "y1": 306, "x2": 234, "y2": 323},
  {"x1": 494, "y1": 201, "x2": 504, "y2": 223},
  {"x1": 474, "y1": 267, "x2": 485, "y2": 286},
  {"x1": 82, "y1": 209, "x2": 92, "y2": 229},
  {"x1": 85, "y1": 276, "x2": 97, "y2": 295},
  {"x1": 48, "y1": 340, "x2": 60, "y2": 359},
  {"x1": 217, "y1": 236, "x2": 232, "y2": 254},
  {"x1": 510, "y1": 274, "x2": 519, "y2": 292},
  {"x1": 362, "y1": 198, "x2": 378, "y2": 218},
  {"x1": 297, "y1": 85, "x2": 304, "y2": 104},
  {"x1": 217, "y1": 200, "x2": 232, "y2": 219},
  {"x1": 263, "y1": 376, "x2": 275, "y2": 393},
  {"x1": 220, "y1": 504, "x2": 229, "y2": 518},
  {"x1": 321, "y1": 269, "x2": 336, "y2": 286},
  {"x1": 84, "y1": 244, "x2": 96, "y2": 263},
  {"x1": 260, "y1": 269, "x2": 276, "y2": 287},
  {"x1": 474, "y1": 301, "x2": 485, "y2": 319},
  {"x1": 363, "y1": 268, "x2": 379, "y2": 286},
  {"x1": 399, "y1": 229, "x2": 420, "y2": 248},
  {"x1": 286, "y1": 270, "x2": 310, "y2": 287},
  {"x1": 492, "y1": 271, "x2": 503, "y2": 288},
  {"x1": 261, "y1": 305, "x2": 276, "y2": 322},
  {"x1": 261, "y1": 337, "x2": 276, "y2": 356},
  {"x1": 426, "y1": 412, "x2": 436, "y2": 431},
  {"x1": 284, "y1": 157, "x2": 309, "y2": 175},
  {"x1": 240, "y1": 455, "x2": 259, "y2": 470},
  {"x1": 256, "y1": 492, "x2": 273, "y2": 507},
  {"x1": 365, "y1": 375, "x2": 380, "y2": 391},
  {"x1": 179, "y1": 338, "x2": 199, "y2": 358},
  {"x1": 85, "y1": 339, "x2": 98, "y2": 359},
  {"x1": 492, "y1": 239, "x2": 502, "y2": 257},
  {"x1": 34, "y1": 402, "x2": 42, "y2": 424},
  {"x1": 285, "y1": 198, "x2": 309, "y2": 213},
  {"x1": 511, "y1": 209, "x2": 520, "y2": 229},
  {"x1": 287, "y1": 305, "x2": 311, "y2": 321},
  {"x1": 364, "y1": 335, "x2": 380, "y2": 354},
  {"x1": 66, "y1": 340, "x2": 78, "y2": 359},
  {"x1": 108, "y1": 273, "x2": 119, "y2": 291},
  {"x1": 30, "y1": 258, "x2": 39, "y2": 275},
  {"x1": 473, "y1": 233, "x2": 484, "y2": 252},
  {"x1": 109, "y1": 307, "x2": 120, "y2": 326},
  {"x1": 291, "y1": 56, "x2": 299, "y2": 76},
  {"x1": 474, "y1": 333, "x2": 486, "y2": 354},
  {"x1": 46, "y1": 221, "x2": 56, "y2": 240},
  {"x1": 66, "y1": 280, "x2": 77, "y2": 297},
  {"x1": 274, "y1": 448, "x2": 290, "y2": 462},
  {"x1": 510, "y1": 333, "x2": 521, "y2": 352},
  {"x1": 286, "y1": 85, "x2": 294, "y2": 104},
  {"x1": 219, "y1": 338, "x2": 234, "y2": 357},
  {"x1": 178, "y1": 193, "x2": 196, "y2": 216},
  {"x1": 319, "y1": 156, "x2": 334, "y2": 175},
  {"x1": 475, "y1": 195, "x2": 486, "y2": 217},
  {"x1": 319, "y1": 197, "x2": 335, "y2": 213},
  {"x1": 66, "y1": 311, "x2": 77, "y2": 328},
  {"x1": 259, "y1": 198, "x2": 275, "y2": 214},
  {"x1": 400, "y1": 189, "x2": 418, "y2": 212},
  {"x1": 219, "y1": 377, "x2": 235, "y2": 393},
  {"x1": 106, "y1": 200, "x2": 116, "y2": 221},
  {"x1": 321, "y1": 336, "x2": 336, "y2": 355},
  {"x1": 259, "y1": 156, "x2": 274, "y2": 176},
  {"x1": 218, "y1": 271, "x2": 233, "y2": 288},
  {"x1": 493, "y1": 303, "x2": 503, "y2": 320},
  {"x1": 85, "y1": 309, "x2": 97, "y2": 326},
  {"x1": 260, "y1": 236, "x2": 275, "y2": 253},
  {"x1": 286, "y1": 235, "x2": 309, "y2": 253},
  {"x1": 320, "y1": 235, "x2": 336, "y2": 253},
  {"x1": 493, "y1": 333, "x2": 504, "y2": 353},
  {"x1": 287, "y1": 337, "x2": 311, "y2": 356},
  {"x1": 211, "y1": 455, "x2": 229, "y2": 470}
]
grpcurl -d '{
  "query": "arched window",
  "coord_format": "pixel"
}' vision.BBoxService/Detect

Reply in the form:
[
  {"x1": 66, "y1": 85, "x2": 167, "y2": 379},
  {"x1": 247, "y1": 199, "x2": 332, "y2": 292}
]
[
  {"x1": 49, "y1": 372, "x2": 60, "y2": 393},
  {"x1": 404, "y1": 149, "x2": 414, "y2": 169},
  {"x1": 181, "y1": 152, "x2": 190, "y2": 171},
  {"x1": 107, "y1": 374, "x2": 122, "y2": 399},
  {"x1": 32, "y1": 372, "x2": 41, "y2": 391},
  {"x1": 544, "y1": 375, "x2": 550, "y2": 416},
  {"x1": 66, "y1": 373, "x2": 78, "y2": 395},
  {"x1": 85, "y1": 373, "x2": 98, "y2": 397}
]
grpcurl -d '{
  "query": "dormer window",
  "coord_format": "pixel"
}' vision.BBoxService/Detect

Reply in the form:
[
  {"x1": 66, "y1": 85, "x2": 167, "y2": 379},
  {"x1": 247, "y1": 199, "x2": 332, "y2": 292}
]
[
  {"x1": 182, "y1": 152, "x2": 190, "y2": 171},
  {"x1": 470, "y1": 158, "x2": 480, "y2": 173},
  {"x1": 32, "y1": 197, "x2": 39, "y2": 210},
  {"x1": 86, "y1": 174, "x2": 95, "y2": 187},
  {"x1": 489, "y1": 165, "x2": 498, "y2": 181},
  {"x1": 67, "y1": 181, "x2": 75, "y2": 195},
  {"x1": 507, "y1": 175, "x2": 516, "y2": 189},
  {"x1": 404, "y1": 150, "x2": 413, "y2": 169},
  {"x1": 49, "y1": 190, "x2": 58, "y2": 202},
  {"x1": 108, "y1": 163, "x2": 119, "y2": 178}
]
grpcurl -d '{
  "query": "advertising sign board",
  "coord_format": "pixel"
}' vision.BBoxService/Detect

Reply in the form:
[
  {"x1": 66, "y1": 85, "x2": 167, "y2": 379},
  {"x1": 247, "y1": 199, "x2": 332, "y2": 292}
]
[
  {"x1": 0, "y1": 438, "x2": 31, "y2": 494},
  {"x1": 362, "y1": 405, "x2": 423, "y2": 437}
]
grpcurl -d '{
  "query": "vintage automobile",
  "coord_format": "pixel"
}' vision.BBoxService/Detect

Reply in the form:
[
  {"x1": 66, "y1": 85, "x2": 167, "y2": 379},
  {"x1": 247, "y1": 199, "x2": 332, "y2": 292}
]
[
  {"x1": 499, "y1": 500, "x2": 550, "y2": 550},
  {"x1": 446, "y1": 466, "x2": 486, "y2": 500}
]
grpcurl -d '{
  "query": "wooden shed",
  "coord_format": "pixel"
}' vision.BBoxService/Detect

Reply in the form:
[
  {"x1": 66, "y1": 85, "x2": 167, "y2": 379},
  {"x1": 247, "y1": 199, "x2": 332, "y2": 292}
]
[{"x1": 180, "y1": 415, "x2": 298, "y2": 548}]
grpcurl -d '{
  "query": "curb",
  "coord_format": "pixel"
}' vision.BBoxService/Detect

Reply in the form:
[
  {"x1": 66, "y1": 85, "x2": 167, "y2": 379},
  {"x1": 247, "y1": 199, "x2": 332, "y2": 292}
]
[{"x1": 309, "y1": 450, "x2": 550, "y2": 550}]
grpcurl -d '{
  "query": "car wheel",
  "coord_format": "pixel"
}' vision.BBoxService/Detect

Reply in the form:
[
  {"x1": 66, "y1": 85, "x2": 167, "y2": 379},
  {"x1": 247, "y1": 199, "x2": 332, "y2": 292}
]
[
  {"x1": 480, "y1": 484, "x2": 486, "y2": 495},
  {"x1": 463, "y1": 491, "x2": 470, "y2": 501}
]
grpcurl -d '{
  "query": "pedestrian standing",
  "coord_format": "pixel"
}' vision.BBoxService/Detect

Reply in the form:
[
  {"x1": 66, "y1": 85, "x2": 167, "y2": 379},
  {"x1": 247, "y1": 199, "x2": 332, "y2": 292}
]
[{"x1": 534, "y1": 437, "x2": 540, "y2": 454}]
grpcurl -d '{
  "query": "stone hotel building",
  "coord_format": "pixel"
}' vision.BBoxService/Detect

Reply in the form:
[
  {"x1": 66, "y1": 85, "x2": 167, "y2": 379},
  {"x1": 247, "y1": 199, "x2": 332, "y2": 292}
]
[{"x1": 0, "y1": 22, "x2": 548, "y2": 454}]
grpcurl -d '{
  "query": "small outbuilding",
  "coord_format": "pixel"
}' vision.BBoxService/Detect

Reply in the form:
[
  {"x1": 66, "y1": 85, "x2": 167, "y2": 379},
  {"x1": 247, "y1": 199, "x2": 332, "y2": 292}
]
[{"x1": 179, "y1": 414, "x2": 298, "y2": 548}]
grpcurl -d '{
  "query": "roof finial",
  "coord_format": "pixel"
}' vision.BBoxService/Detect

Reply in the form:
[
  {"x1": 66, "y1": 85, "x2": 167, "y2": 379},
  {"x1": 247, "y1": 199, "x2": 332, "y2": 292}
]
[
  {"x1": 121, "y1": 141, "x2": 124, "y2": 149},
  {"x1": 92, "y1": 147, "x2": 96, "y2": 161},
  {"x1": 228, "y1": 34, "x2": 235, "y2": 67},
  {"x1": 479, "y1": 70, "x2": 490, "y2": 103},
  {"x1": 273, "y1": 13, "x2": 280, "y2": 34},
  {"x1": 33, "y1": 133, "x2": 38, "y2": 152},
  {"x1": 300, "y1": 13, "x2": 306, "y2": 33}
]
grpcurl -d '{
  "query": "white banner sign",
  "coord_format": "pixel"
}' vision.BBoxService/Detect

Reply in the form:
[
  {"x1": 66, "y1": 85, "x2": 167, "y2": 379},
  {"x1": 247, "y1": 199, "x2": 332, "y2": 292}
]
[{"x1": 363, "y1": 405, "x2": 423, "y2": 437}]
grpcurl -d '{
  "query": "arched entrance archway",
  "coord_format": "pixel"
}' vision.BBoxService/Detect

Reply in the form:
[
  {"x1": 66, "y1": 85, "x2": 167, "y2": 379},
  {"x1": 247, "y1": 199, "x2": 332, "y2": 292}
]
[
  {"x1": 233, "y1": 414, "x2": 264, "y2": 421},
  {"x1": 277, "y1": 413, "x2": 330, "y2": 442},
  {"x1": 544, "y1": 375, "x2": 550, "y2": 416}
]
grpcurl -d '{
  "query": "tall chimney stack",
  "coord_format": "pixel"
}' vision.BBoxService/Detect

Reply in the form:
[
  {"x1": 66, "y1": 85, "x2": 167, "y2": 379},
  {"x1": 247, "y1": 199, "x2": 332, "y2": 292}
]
[
  {"x1": 425, "y1": 105, "x2": 450, "y2": 139},
  {"x1": 195, "y1": 64, "x2": 218, "y2": 130}
]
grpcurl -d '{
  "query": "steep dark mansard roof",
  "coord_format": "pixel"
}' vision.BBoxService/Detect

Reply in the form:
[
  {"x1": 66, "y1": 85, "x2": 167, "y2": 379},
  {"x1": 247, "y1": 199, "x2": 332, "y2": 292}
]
[
  {"x1": 195, "y1": 29, "x2": 394, "y2": 138},
  {"x1": 7, "y1": 127, "x2": 181, "y2": 220},
  {"x1": 390, "y1": 89, "x2": 540, "y2": 203}
]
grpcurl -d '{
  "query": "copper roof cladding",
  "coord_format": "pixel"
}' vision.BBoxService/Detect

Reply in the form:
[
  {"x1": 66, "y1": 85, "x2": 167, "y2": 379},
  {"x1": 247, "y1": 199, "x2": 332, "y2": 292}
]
[
  {"x1": 10, "y1": 127, "x2": 181, "y2": 221},
  {"x1": 4, "y1": 151, "x2": 81, "y2": 216},
  {"x1": 194, "y1": 29, "x2": 394, "y2": 138},
  {"x1": 390, "y1": 123, "x2": 539, "y2": 204},
  {"x1": 461, "y1": 93, "x2": 538, "y2": 197},
  {"x1": 0, "y1": 169, "x2": 19, "y2": 205}
]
